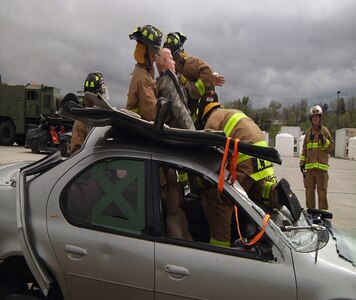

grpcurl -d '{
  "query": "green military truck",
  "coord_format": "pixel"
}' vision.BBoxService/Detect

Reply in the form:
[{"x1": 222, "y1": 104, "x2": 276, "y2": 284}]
[{"x1": 0, "y1": 76, "x2": 63, "y2": 146}]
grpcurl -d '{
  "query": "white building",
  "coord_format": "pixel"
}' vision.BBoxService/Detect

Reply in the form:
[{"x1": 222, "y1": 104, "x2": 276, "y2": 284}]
[{"x1": 335, "y1": 128, "x2": 356, "y2": 158}]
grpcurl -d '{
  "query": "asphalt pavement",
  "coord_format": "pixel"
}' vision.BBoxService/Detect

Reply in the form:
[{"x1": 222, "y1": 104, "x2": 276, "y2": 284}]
[{"x1": 1, "y1": 145, "x2": 355, "y2": 232}]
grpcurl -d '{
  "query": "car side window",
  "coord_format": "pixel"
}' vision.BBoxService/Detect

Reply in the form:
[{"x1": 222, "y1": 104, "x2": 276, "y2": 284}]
[
  {"x1": 159, "y1": 166, "x2": 224, "y2": 244},
  {"x1": 159, "y1": 164, "x2": 275, "y2": 260},
  {"x1": 61, "y1": 159, "x2": 146, "y2": 235}
]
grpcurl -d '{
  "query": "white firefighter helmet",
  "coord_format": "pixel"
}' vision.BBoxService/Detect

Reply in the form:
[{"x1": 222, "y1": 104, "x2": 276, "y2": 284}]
[{"x1": 309, "y1": 105, "x2": 323, "y2": 117}]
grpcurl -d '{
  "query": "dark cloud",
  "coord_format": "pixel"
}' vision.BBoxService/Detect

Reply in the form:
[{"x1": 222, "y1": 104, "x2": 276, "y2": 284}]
[{"x1": 1, "y1": 0, "x2": 355, "y2": 109}]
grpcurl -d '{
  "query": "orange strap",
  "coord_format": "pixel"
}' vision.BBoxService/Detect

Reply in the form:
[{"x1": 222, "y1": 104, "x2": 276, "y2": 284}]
[
  {"x1": 229, "y1": 138, "x2": 239, "y2": 183},
  {"x1": 218, "y1": 137, "x2": 231, "y2": 193},
  {"x1": 219, "y1": 137, "x2": 268, "y2": 246},
  {"x1": 234, "y1": 205, "x2": 270, "y2": 246},
  {"x1": 218, "y1": 137, "x2": 240, "y2": 192}
]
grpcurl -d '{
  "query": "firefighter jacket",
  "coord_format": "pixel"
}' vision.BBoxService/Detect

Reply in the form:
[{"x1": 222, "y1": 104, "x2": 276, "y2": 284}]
[
  {"x1": 126, "y1": 63, "x2": 158, "y2": 121},
  {"x1": 300, "y1": 125, "x2": 333, "y2": 172},
  {"x1": 205, "y1": 108, "x2": 274, "y2": 181},
  {"x1": 175, "y1": 56, "x2": 214, "y2": 102},
  {"x1": 70, "y1": 120, "x2": 92, "y2": 155}
]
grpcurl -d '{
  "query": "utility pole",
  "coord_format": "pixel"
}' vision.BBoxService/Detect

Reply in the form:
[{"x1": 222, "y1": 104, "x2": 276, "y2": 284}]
[{"x1": 337, "y1": 90, "x2": 341, "y2": 127}]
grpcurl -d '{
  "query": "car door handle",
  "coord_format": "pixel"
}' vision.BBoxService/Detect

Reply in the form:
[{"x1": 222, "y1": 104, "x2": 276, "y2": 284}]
[
  {"x1": 165, "y1": 264, "x2": 190, "y2": 279},
  {"x1": 65, "y1": 245, "x2": 87, "y2": 260}
]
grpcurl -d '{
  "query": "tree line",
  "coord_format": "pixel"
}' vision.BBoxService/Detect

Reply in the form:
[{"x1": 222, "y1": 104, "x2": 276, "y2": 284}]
[{"x1": 223, "y1": 95, "x2": 356, "y2": 143}]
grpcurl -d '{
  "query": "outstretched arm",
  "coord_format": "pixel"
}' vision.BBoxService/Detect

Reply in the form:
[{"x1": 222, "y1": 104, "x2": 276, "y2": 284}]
[{"x1": 213, "y1": 72, "x2": 225, "y2": 87}]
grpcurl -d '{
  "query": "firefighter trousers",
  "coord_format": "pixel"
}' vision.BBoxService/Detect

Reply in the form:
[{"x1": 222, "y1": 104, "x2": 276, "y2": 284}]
[
  {"x1": 304, "y1": 169, "x2": 329, "y2": 210},
  {"x1": 237, "y1": 169, "x2": 280, "y2": 209},
  {"x1": 200, "y1": 187, "x2": 234, "y2": 246}
]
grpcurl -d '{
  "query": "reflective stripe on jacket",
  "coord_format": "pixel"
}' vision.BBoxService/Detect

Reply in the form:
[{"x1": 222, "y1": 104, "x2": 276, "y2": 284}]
[
  {"x1": 205, "y1": 108, "x2": 274, "y2": 181},
  {"x1": 300, "y1": 125, "x2": 334, "y2": 172}
]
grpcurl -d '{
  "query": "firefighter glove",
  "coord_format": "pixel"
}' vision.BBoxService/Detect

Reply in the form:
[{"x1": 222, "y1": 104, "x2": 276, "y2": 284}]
[
  {"x1": 318, "y1": 133, "x2": 325, "y2": 143},
  {"x1": 300, "y1": 165, "x2": 305, "y2": 174}
]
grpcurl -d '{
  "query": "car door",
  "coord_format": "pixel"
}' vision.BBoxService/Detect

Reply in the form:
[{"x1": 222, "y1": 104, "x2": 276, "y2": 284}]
[
  {"x1": 155, "y1": 242, "x2": 296, "y2": 300},
  {"x1": 154, "y1": 164, "x2": 297, "y2": 300},
  {"x1": 47, "y1": 155, "x2": 155, "y2": 300}
]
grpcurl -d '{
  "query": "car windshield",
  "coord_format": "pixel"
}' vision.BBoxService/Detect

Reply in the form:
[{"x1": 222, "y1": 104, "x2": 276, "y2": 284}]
[{"x1": 230, "y1": 182, "x2": 329, "y2": 253}]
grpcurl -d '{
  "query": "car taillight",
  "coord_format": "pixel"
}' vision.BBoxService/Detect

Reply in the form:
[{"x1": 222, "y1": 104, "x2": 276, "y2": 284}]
[{"x1": 50, "y1": 126, "x2": 59, "y2": 144}]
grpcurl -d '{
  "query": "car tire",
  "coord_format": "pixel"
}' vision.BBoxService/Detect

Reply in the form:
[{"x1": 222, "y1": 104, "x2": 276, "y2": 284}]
[
  {"x1": 0, "y1": 120, "x2": 16, "y2": 146},
  {"x1": 0, "y1": 275, "x2": 62, "y2": 300},
  {"x1": 15, "y1": 134, "x2": 26, "y2": 146},
  {"x1": 0, "y1": 272, "x2": 26, "y2": 300},
  {"x1": 30, "y1": 140, "x2": 40, "y2": 154}
]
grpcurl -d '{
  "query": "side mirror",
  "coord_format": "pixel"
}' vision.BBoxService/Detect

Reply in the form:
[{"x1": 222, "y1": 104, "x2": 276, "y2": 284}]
[{"x1": 307, "y1": 208, "x2": 333, "y2": 220}]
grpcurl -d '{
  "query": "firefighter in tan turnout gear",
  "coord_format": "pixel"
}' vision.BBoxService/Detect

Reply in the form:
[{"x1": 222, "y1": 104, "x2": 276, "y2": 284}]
[
  {"x1": 186, "y1": 101, "x2": 303, "y2": 247},
  {"x1": 300, "y1": 105, "x2": 334, "y2": 210},
  {"x1": 163, "y1": 32, "x2": 225, "y2": 125},
  {"x1": 70, "y1": 72, "x2": 108, "y2": 155},
  {"x1": 202, "y1": 102, "x2": 302, "y2": 222},
  {"x1": 126, "y1": 25, "x2": 163, "y2": 121}
]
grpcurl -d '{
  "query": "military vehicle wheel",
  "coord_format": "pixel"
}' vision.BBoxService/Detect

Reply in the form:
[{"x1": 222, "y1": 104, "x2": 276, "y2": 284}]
[
  {"x1": 30, "y1": 140, "x2": 40, "y2": 154},
  {"x1": 0, "y1": 120, "x2": 16, "y2": 146}
]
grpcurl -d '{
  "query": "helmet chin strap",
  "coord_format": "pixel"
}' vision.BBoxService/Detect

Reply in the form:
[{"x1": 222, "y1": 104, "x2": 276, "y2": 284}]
[{"x1": 173, "y1": 50, "x2": 186, "y2": 66}]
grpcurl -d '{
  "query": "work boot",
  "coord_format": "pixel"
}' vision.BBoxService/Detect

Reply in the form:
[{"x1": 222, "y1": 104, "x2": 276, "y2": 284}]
[{"x1": 276, "y1": 178, "x2": 301, "y2": 221}]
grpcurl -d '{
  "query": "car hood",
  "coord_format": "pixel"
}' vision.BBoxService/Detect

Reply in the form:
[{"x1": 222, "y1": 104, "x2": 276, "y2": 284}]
[
  {"x1": 0, "y1": 161, "x2": 33, "y2": 186},
  {"x1": 327, "y1": 222, "x2": 356, "y2": 266}
]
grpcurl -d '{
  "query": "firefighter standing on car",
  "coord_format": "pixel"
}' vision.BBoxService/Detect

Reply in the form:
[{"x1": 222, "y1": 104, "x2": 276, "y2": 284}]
[
  {"x1": 163, "y1": 32, "x2": 225, "y2": 125},
  {"x1": 70, "y1": 72, "x2": 108, "y2": 155},
  {"x1": 126, "y1": 25, "x2": 163, "y2": 121},
  {"x1": 300, "y1": 105, "x2": 334, "y2": 210}
]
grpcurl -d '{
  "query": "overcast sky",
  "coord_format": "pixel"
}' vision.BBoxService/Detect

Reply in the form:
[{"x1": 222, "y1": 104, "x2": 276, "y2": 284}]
[{"x1": 1, "y1": 0, "x2": 355, "y2": 109}]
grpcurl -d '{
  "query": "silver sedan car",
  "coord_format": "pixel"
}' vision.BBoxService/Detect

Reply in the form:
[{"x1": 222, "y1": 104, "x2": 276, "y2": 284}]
[{"x1": 0, "y1": 103, "x2": 355, "y2": 300}]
